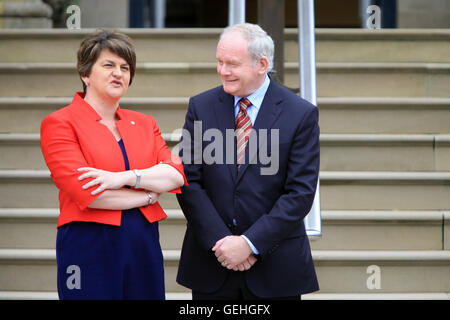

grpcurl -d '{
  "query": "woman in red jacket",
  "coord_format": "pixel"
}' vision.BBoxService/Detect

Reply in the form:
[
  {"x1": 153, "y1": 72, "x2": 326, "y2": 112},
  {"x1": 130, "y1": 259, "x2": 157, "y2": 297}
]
[{"x1": 40, "y1": 30, "x2": 186, "y2": 300}]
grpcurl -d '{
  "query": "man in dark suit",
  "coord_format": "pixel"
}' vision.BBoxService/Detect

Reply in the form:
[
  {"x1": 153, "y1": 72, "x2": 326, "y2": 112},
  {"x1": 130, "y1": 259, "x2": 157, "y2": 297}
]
[{"x1": 176, "y1": 23, "x2": 320, "y2": 299}]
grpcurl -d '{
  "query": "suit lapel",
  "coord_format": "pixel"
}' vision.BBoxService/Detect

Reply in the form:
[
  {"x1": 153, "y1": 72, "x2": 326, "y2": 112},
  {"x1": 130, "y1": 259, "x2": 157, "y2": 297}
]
[
  {"x1": 213, "y1": 89, "x2": 238, "y2": 183},
  {"x1": 236, "y1": 81, "x2": 283, "y2": 184}
]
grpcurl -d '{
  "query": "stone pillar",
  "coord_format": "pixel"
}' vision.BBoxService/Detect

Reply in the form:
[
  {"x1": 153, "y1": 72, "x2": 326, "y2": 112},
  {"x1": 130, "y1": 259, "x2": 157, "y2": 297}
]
[
  {"x1": 257, "y1": 0, "x2": 285, "y2": 85},
  {"x1": 0, "y1": 0, "x2": 53, "y2": 28}
]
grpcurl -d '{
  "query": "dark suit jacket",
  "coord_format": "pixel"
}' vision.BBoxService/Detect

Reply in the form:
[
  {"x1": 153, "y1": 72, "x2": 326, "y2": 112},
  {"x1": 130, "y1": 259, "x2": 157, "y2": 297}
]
[{"x1": 176, "y1": 79, "x2": 320, "y2": 298}]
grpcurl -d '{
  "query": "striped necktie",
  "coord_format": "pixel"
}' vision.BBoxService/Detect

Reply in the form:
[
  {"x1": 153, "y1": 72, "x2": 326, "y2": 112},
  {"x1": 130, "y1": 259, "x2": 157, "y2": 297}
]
[{"x1": 235, "y1": 98, "x2": 252, "y2": 169}]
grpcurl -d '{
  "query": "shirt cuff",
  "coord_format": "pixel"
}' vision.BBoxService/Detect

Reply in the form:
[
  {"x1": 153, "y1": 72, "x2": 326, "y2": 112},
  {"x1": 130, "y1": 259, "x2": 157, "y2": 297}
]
[{"x1": 241, "y1": 235, "x2": 259, "y2": 255}]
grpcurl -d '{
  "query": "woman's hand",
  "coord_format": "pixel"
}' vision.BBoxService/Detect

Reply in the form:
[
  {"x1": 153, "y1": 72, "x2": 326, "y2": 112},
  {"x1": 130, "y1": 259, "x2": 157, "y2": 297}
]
[
  {"x1": 147, "y1": 191, "x2": 161, "y2": 205},
  {"x1": 77, "y1": 167, "x2": 133, "y2": 195}
]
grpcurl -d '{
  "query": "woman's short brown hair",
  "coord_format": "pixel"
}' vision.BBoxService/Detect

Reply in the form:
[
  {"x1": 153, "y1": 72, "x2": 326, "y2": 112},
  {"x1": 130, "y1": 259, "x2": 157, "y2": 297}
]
[{"x1": 77, "y1": 29, "x2": 136, "y2": 93}]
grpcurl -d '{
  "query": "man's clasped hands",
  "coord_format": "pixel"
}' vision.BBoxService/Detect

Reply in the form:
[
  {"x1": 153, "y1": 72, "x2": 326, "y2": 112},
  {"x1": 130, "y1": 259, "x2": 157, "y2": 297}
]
[{"x1": 212, "y1": 235, "x2": 257, "y2": 271}]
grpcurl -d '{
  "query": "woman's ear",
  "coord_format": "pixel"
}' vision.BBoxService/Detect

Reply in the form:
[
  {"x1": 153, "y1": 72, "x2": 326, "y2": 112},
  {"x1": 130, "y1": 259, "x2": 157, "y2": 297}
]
[{"x1": 81, "y1": 76, "x2": 89, "y2": 87}]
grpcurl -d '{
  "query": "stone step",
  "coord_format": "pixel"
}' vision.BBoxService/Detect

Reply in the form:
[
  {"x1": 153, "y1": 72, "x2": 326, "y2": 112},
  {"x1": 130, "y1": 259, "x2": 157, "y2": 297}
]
[
  {"x1": 1, "y1": 170, "x2": 449, "y2": 210},
  {"x1": 2, "y1": 133, "x2": 449, "y2": 171},
  {"x1": 0, "y1": 208, "x2": 448, "y2": 251},
  {"x1": 1, "y1": 96, "x2": 449, "y2": 135},
  {"x1": 320, "y1": 134, "x2": 450, "y2": 172},
  {"x1": 314, "y1": 29, "x2": 450, "y2": 63},
  {"x1": 1, "y1": 62, "x2": 449, "y2": 97},
  {"x1": 318, "y1": 97, "x2": 450, "y2": 134},
  {"x1": 1, "y1": 29, "x2": 450, "y2": 63},
  {"x1": 0, "y1": 249, "x2": 449, "y2": 293},
  {"x1": 313, "y1": 210, "x2": 449, "y2": 251},
  {"x1": 0, "y1": 291, "x2": 449, "y2": 300},
  {"x1": 319, "y1": 171, "x2": 450, "y2": 210},
  {"x1": 0, "y1": 291, "x2": 191, "y2": 300},
  {"x1": 312, "y1": 250, "x2": 450, "y2": 294},
  {"x1": 304, "y1": 292, "x2": 450, "y2": 300}
]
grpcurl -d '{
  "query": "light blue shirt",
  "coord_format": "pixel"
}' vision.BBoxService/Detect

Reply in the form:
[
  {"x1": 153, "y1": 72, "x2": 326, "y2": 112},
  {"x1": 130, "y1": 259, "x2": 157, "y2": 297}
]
[
  {"x1": 233, "y1": 74, "x2": 270, "y2": 255},
  {"x1": 233, "y1": 74, "x2": 271, "y2": 126}
]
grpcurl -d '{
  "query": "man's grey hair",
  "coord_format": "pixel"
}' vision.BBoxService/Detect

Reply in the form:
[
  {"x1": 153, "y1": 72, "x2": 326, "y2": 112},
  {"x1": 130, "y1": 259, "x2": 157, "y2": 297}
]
[{"x1": 220, "y1": 23, "x2": 275, "y2": 72}]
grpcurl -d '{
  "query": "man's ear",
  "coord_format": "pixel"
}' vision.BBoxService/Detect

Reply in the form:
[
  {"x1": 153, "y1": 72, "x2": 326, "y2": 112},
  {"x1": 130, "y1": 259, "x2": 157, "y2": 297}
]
[{"x1": 258, "y1": 57, "x2": 269, "y2": 75}]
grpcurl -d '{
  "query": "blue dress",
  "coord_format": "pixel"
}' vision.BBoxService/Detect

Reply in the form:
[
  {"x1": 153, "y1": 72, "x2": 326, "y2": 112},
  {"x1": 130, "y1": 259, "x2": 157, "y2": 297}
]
[{"x1": 56, "y1": 139, "x2": 165, "y2": 300}]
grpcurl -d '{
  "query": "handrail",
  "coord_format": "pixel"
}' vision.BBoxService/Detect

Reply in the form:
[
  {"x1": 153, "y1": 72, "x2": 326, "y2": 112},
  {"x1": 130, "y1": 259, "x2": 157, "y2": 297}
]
[
  {"x1": 228, "y1": 0, "x2": 246, "y2": 26},
  {"x1": 298, "y1": 0, "x2": 322, "y2": 237}
]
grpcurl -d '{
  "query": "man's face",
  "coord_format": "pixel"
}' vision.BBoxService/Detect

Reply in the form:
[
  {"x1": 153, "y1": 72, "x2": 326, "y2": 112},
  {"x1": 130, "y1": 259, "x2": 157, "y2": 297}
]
[{"x1": 216, "y1": 32, "x2": 268, "y2": 97}]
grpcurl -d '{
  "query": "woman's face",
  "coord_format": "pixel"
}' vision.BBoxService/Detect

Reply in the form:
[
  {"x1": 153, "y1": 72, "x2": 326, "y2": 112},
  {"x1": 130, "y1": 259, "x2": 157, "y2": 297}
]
[{"x1": 82, "y1": 49, "x2": 131, "y2": 101}]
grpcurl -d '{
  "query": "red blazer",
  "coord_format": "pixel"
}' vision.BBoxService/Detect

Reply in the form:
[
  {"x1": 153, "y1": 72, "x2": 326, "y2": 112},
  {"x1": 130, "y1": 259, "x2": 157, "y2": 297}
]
[{"x1": 40, "y1": 92, "x2": 187, "y2": 227}]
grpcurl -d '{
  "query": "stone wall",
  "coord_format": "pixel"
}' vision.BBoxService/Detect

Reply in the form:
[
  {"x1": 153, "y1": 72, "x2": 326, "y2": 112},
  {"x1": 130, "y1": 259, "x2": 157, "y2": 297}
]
[
  {"x1": 398, "y1": 0, "x2": 450, "y2": 28},
  {"x1": 79, "y1": 0, "x2": 128, "y2": 29}
]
